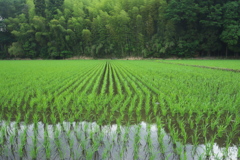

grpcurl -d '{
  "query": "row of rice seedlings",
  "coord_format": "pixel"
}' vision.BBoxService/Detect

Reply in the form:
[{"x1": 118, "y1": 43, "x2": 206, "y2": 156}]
[
  {"x1": 17, "y1": 123, "x2": 28, "y2": 158},
  {"x1": 111, "y1": 63, "x2": 131, "y2": 95},
  {"x1": 43, "y1": 126, "x2": 51, "y2": 159},
  {"x1": 108, "y1": 63, "x2": 115, "y2": 95},
  {"x1": 136, "y1": 97, "x2": 144, "y2": 122},
  {"x1": 29, "y1": 122, "x2": 39, "y2": 159},
  {"x1": 119, "y1": 96, "x2": 132, "y2": 121},
  {"x1": 133, "y1": 124, "x2": 141, "y2": 160},
  {"x1": 156, "y1": 117, "x2": 167, "y2": 156},
  {"x1": 119, "y1": 123, "x2": 130, "y2": 159},
  {"x1": 100, "y1": 62, "x2": 110, "y2": 94},
  {"x1": 110, "y1": 62, "x2": 133, "y2": 95},
  {"x1": 108, "y1": 96, "x2": 125, "y2": 123},
  {"x1": 110, "y1": 63, "x2": 124, "y2": 95},
  {"x1": 146, "y1": 123, "x2": 158, "y2": 160},
  {"x1": 90, "y1": 64, "x2": 108, "y2": 94}
]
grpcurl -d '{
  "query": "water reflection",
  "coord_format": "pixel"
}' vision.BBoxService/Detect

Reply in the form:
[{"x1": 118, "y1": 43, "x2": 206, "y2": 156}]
[{"x1": 0, "y1": 121, "x2": 238, "y2": 160}]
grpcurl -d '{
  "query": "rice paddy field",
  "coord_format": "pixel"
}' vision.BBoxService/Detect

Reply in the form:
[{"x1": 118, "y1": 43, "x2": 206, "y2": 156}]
[{"x1": 0, "y1": 60, "x2": 239, "y2": 160}]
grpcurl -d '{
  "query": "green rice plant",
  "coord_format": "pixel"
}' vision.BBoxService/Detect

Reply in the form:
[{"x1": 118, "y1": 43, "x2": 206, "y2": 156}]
[
  {"x1": 178, "y1": 121, "x2": 187, "y2": 144},
  {"x1": 43, "y1": 128, "x2": 51, "y2": 159},
  {"x1": 102, "y1": 143, "x2": 111, "y2": 160},
  {"x1": 171, "y1": 125, "x2": 180, "y2": 147},
  {"x1": 18, "y1": 125, "x2": 28, "y2": 158},
  {"x1": 145, "y1": 94, "x2": 151, "y2": 116},
  {"x1": 54, "y1": 127, "x2": 64, "y2": 159},
  {"x1": 80, "y1": 125, "x2": 90, "y2": 157},
  {"x1": 50, "y1": 113, "x2": 57, "y2": 124},
  {"x1": 221, "y1": 137, "x2": 232, "y2": 160},
  {"x1": 217, "y1": 125, "x2": 227, "y2": 138},
  {"x1": 144, "y1": 123, "x2": 154, "y2": 160},
  {"x1": 195, "y1": 114, "x2": 203, "y2": 125},
  {"x1": 224, "y1": 114, "x2": 233, "y2": 126},
  {"x1": 30, "y1": 135, "x2": 38, "y2": 159},
  {"x1": 133, "y1": 125, "x2": 141, "y2": 160},
  {"x1": 128, "y1": 96, "x2": 137, "y2": 116},
  {"x1": 9, "y1": 131, "x2": 15, "y2": 146},
  {"x1": 210, "y1": 118, "x2": 219, "y2": 131},
  {"x1": 136, "y1": 106, "x2": 143, "y2": 123},
  {"x1": 191, "y1": 128, "x2": 201, "y2": 157}
]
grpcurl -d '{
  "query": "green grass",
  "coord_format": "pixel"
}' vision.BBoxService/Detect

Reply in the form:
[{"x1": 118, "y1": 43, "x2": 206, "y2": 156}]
[
  {"x1": 0, "y1": 60, "x2": 239, "y2": 159},
  {"x1": 158, "y1": 59, "x2": 240, "y2": 70}
]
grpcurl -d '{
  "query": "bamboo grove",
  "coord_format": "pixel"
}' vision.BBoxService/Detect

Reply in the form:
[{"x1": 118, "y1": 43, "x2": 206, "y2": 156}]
[
  {"x1": 0, "y1": 60, "x2": 239, "y2": 159},
  {"x1": 0, "y1": 0, "x2": 240, "y2": 59}
]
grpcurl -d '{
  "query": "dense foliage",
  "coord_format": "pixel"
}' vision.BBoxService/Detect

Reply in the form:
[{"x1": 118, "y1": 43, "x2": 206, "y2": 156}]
[{"x1": 0, "y1": 0, "x2": 240, "y2": 59}]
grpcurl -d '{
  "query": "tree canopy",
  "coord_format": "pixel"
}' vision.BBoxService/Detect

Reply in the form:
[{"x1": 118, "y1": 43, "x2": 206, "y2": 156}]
[{"x1": 0, "y1": 0, "x2": 239, "y2": 59}]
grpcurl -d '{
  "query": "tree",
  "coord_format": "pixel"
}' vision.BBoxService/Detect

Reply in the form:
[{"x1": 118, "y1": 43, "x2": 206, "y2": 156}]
[
  {"x1": 108, "y1": 10, "x2": 130, "y2": 56},
  {"x1": 47, "y1": 0, "x2": 64, "y2": 19},
  {"x1": 0, "y1": 0, "x2": 25, "y2": 58},
  {"x1": 220, "y1": 1, "x2": 240, "y2": 57},
  {"x1": 8, "y1": 42, "x2": 23, "y2": 58},
  {"x1": 82, "y1": 29, "x2": 92, "y2": 55},
  {"x1": 34, "y1": 0, "x2": 46, "y2": 17}
]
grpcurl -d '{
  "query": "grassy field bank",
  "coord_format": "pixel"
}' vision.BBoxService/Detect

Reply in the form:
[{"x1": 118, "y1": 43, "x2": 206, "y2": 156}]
[
  {"x1": 158, "y1": 60, "x2": 240, "y2": 70},
  {"x1": 0, "y1": 60, "x2": 239, "y2": 159}
]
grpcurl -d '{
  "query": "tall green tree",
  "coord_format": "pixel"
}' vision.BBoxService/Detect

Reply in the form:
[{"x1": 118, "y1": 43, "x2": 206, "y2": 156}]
[
  {"x1": 47, "y1": 0, "x2": 64, "y2": 19},
  {"x1": 220, "y1": 1, "x2": 240, "y2": 57},
  {"x1": 34, "y1": 0, "x2": 46, "y2": 17},
  {"x1": 0, "y1": 0, "x2": 25, "y2": 58}
]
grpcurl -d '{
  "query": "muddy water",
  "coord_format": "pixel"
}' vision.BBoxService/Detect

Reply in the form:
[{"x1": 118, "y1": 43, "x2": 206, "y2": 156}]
[{"x1": 0, "y1": 121, "x2": 238, "y2": 160}]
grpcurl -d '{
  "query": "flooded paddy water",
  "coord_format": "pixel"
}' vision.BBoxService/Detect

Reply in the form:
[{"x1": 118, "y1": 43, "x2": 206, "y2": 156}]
[{"x1": 0, "y1": 121, "x2": 238, "y2": 160}]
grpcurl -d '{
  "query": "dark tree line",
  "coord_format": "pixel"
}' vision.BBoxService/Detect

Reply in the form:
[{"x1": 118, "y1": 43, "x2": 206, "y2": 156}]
[{"x1": 0, "y1": 0, "x2": 240, "y2": 59}]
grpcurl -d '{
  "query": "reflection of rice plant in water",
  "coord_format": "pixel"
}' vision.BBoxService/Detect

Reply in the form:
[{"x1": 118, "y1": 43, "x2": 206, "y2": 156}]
[{"x1": 0, "y1": 60, "x2": 239, "y2": 159}]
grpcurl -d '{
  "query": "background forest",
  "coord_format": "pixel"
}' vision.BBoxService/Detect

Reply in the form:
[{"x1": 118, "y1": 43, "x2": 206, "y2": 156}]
[{"x1": 0, "y1": 0, "x2": 240, "y2": 59}]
